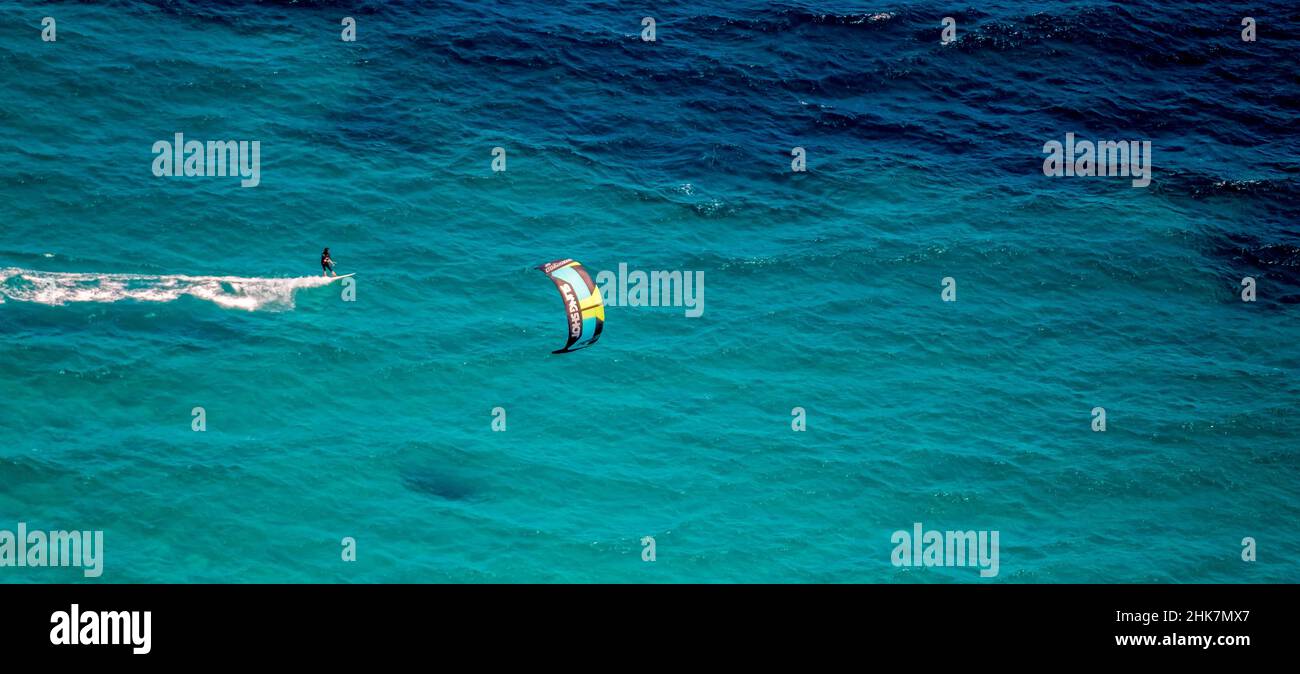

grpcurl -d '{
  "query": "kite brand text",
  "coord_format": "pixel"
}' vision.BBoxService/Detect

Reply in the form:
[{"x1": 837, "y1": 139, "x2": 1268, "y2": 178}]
[
  {"x1": 560, "y1": 283, "x2": 582, "y2": 335},
  {"x1": 596, "y1": 263, "x2": 704, "y2": 317}
]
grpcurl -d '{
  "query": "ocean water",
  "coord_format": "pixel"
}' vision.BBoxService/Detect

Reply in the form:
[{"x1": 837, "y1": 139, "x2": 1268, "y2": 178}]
[{"x1": 1, "y1": 0, "x2": 1297, "y2": 583}]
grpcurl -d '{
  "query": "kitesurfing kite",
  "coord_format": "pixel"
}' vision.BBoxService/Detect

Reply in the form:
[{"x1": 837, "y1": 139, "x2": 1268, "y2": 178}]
[{"x1": 536, "y1": 258, "x2": 604, "y2": 353}]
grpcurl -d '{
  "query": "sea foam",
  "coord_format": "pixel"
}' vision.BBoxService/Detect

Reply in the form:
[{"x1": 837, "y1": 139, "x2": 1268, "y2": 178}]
[{"x1": 0, "y1": 268, "x2": 336, "y2": 311}]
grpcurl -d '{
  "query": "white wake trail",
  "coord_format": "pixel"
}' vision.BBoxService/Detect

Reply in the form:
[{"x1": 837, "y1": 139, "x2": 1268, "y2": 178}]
[{"x1": 0, "y1": 267, "x2": 338, "y2": 311}]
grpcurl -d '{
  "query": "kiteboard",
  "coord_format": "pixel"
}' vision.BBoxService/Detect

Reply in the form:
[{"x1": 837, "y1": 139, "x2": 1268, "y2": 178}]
[{"x1": 327, "y1": 273, "x2": 355, "y2": 282}]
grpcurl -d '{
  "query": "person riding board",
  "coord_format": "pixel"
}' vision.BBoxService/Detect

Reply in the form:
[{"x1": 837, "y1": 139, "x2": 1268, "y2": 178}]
[{"x1": 321, "y1": 248, "x2": 337, "y2": 277}]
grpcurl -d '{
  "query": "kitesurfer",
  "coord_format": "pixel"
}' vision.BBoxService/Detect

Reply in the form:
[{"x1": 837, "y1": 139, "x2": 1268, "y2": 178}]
[{"x1": 321, "y1": 248, "x2": 336, "y2": 277}]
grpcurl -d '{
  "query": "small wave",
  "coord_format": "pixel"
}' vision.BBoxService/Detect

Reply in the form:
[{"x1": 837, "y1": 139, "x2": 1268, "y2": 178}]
[
  {"x1": 0, "y1": 268, "x2": 337, "y2": 311},
  {"x1": 1154, "y1": 172, "x2": 1297, "y2": 201},
  {"x1": 703, "y1": 9, "x2": 903, "y2": 33}
]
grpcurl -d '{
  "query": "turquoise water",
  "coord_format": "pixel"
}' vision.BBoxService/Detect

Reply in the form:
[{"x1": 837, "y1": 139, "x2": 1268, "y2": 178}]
[{"x1": 1, "y1": 1, "x2": 1297, "y2": 582}]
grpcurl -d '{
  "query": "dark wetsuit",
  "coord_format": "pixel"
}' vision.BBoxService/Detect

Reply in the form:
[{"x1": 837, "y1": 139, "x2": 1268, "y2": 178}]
[{"x1": 321, "y1": 253, "x2": 334, "y2": 273}]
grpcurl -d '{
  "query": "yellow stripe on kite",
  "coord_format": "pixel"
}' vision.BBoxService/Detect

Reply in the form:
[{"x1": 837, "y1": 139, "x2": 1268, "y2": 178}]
[{"x1": 579, "y1": 292, "x2": 603, "y2": 311}]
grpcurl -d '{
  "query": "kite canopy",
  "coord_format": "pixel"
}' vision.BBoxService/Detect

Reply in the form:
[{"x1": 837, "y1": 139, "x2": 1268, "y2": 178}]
[{"x1": 536, "y1": 259, "x2": 605, "y2": 353}]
